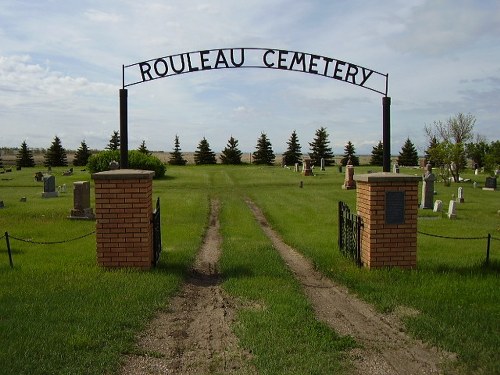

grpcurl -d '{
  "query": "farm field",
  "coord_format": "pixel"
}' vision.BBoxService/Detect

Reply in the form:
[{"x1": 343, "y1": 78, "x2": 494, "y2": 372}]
[{"x1": 0, "y1": 164, "x2": 499, "y2": 374}]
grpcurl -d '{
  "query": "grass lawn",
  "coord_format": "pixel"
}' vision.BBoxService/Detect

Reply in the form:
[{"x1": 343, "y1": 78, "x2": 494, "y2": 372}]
[{"x1": 0, "y1": 165, "x2": 499, "y2": 374}]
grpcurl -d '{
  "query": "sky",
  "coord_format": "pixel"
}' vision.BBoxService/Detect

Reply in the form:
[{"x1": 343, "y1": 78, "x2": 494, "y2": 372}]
[{"x1": 1, "y1": 0, "x2": 499, "y2": 155}]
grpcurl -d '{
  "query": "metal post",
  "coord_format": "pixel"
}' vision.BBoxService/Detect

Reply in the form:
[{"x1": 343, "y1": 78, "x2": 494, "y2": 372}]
[
  {"x1": 5, "y1": 232, "x2": 13, "y2": 268},
  {"x1": 382, "y1": 96, "x2": 391, "y2": 172},
  {"x1": 486, "y1": 233, "x2": 491, "y2": 265},
  {"x1": 119, "y1": 88, "x2": 128, "y2": 169}
]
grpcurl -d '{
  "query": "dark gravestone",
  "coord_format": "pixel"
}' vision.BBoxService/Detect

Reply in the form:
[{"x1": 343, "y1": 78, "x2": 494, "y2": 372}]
[
  {"x1": 386, "y1": 191, "x2": 405, "y2": 225},
  {"x1": 69, "y1": 181, "x2": 95, "y2": 220},
  {"x1": 42, "y1": 175, "x2": 58, "y2": 198},
  {"x1": 484, "y1": 177, "x2": 497, "y2": 190}
]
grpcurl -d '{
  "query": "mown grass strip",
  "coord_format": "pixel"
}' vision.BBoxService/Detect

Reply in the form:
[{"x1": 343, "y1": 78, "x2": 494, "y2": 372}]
[{"x1": 219, "y1": 192, "x2": 355, "y2": 375}]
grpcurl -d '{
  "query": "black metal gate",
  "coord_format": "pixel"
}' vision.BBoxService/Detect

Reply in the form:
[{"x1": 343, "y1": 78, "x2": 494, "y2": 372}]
[
  {"x1": 338, "y1": 201, "x2": 362, "y2": 266},
  {"x1": 152, "y1": 197, "x2": 162, "y2": 266}
]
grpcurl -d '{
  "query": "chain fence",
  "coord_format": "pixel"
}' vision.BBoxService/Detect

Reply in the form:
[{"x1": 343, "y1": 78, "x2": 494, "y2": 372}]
[
  {"x1": 418, "y1": 230, "x2": 499, "y2": 265},
  {"x1": 2, "y1": 230, "x2": 95, "y2": 268}
]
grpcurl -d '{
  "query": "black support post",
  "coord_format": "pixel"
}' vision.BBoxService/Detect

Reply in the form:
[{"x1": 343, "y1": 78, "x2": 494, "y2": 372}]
[
  {"x1": 119, "y1": 88, "x2": 128, "y2": 169},
  {"x1": 382, "y1": 96, "x2": 391, "y2": 172}
]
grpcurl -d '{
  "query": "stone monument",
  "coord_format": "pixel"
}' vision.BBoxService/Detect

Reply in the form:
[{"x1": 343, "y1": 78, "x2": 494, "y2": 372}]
[
  {"x1": 420, "y1": 163, "x2": 436, "y2": 209},
  {"x1": 42, "y1": 175, "x2": 58, "y2": 198},
  {"x1": 68, "y1": 181, "x2": 95, "y2": 220},
  {"x1": 342, "y1": 158, "x2": 356, "y2": 190},
  {"x1": 457, "y1": 187, "x2": 464, "y2": 203},
  {"x1": 447, "y1": 200, "x2": 457, "y2": 219},
  {"x1": 433, "y1": 200, "x2": 442, "y2": 212},
  {"x1": 302, "y1": 159, "x2": 313, "y2": 176}
]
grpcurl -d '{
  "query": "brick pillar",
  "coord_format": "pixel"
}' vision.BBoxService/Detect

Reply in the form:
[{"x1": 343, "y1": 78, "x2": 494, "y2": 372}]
[
  {"x1": 92, "y1": 169, "x2": 154, "y2": 269},
  {"x1": 354, "y1": 172, "x2": 420, "y2": 269}
]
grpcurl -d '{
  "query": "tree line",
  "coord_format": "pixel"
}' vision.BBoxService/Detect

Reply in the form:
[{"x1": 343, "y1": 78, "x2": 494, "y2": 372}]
[{"x1": 6, "y1": 114, "x2": 500, "y2": 178}]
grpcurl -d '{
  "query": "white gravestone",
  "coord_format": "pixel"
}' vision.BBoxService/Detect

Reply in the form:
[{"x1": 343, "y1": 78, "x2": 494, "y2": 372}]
[
  {"x1": 433, "y1": 200, "x2": 443, "y2": 212},
  {"x1": 457, "y1": 187, "x2": 464, "y2": 203},
  {"x1": 447, "y1": 200, "x2": 457, "y2": 219}
]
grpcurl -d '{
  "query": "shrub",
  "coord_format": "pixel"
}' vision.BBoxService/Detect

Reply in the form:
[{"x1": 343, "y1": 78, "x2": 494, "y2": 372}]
[{"x1": 87, "y1": 150, "x2": 166, "y2": 178}]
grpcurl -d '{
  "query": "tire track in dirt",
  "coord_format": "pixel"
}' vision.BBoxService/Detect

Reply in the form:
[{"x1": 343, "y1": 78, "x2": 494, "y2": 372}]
[
  {"x1": 245, "y1": 197, "x2": 457, "y2": 375},
  {"x1": 120, "y1": 198, "x2": 257, "y2": 375}
]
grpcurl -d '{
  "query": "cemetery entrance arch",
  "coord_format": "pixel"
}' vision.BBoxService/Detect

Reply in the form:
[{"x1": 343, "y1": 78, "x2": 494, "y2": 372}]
[{"x1": 119, "y1": 47, "x2": 391, "y2": 170}]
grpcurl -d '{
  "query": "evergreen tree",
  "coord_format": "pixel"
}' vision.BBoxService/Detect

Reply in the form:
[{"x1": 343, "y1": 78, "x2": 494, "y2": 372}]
[
  {"x1": 44, "y1": 136, "x2": 68, "y2": 167},
  {"x1": 370, "y1": 141, "x2": 384, "y2": 166},
  {"x1": 252, "y1": 132, "x2": 275, "y2": 165},
  {"x1": 397, "y1": 137, "x2": 419, "y2": 166},
  {"x1": 137, "y1": 140, "x2": 151, "y2": 156},
  {"x1": 282, "y1": 130, "x2": 302, "y2": 166},
  {"x1": 220, "y1": 136, "x2": 243, "y2": 164},
  {"x1": 194, "y1": 137, "x2": 217, "y2": 165},
  {"x1": 308, "y1": 127, "x2": 334, "y2": 166},
  {"x1": 340, "y1": 141, "x2": 360, "y2": 166},
  {"x1": 16, "y1": 141, "x2": 36, "y2": 167},
  {"x1": 168, "y1": 135, "x2": 187, "y2": 165},
  {"x1": 73, "y1": 140, "x2": 92, "y2": 166},
  {"x1": 424, "y1": 136, "x2": 441, "y2": 167},
  {"x1": 106, "y1": 131, "x2": 120, "y2": 151}
]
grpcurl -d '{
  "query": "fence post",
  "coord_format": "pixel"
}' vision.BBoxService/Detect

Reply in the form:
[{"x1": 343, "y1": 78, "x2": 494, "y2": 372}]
[
  {"x1": 5, "y1": 232, "x2": 13, "y2": 268},
  {"x1": 486, "y1": 233, "x2": 491, "y2": 266}
]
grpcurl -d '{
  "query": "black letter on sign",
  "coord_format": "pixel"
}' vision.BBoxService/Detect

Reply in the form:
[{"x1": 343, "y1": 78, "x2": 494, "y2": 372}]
[
  {"x1": 263, "y1": 49, "x2": 275, "y2": 68},
  {"x1": 333, "y1": 60, "x2": 346, "y2": 80},
  {"x1": 154, "y1": 58, "x2": 169, "y2": 77},
  {"x1": 230, "y1": 48, "x2": 245, "y2": 67},
  {"x1": 290, "y1": 52, "x2": 306, "y2": 72},
  {"x1": 308, "y1": 54, "x2": 319, "y2": 74},
  {"x1": 200, "y1": 50, "x2": 212, "y2": 70},
  {"x1": 278, "y1": 50, "x2": 288, "y2": 69},
  {"x1": 215, "y1": 50, "x2": 229, "y2": 69},
  {"x1": 360, "y1": 67, "x2": 374, "y2": 86},
  {"x1": 344, "y1": 64, "x2": 358, "y2": 84},
  {"x1": 169, "y1": 55, "x2": 186, "y2": 74},
  {"x1": 139, "y1": 62, "x2": 153, "y2": 81},
  {"x1": 186, "y1": 53, "x2": 199, "y2": 72}
]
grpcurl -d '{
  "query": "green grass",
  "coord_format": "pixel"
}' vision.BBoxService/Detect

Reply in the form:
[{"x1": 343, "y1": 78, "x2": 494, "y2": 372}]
[{"x1": 0, "y1": 165, "x2": 499, "y2": 374}]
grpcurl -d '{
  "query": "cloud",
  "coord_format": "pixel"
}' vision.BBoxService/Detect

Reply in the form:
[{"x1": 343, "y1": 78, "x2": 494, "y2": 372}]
[{"x1": 389, "y1": 0, "x2": 500, "y2": 56}]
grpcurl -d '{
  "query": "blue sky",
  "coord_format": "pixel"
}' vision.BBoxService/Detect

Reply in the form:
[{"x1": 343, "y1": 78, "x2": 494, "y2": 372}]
[{"x1": 0, "y1": 0, "x2": 499, "y2": 155}]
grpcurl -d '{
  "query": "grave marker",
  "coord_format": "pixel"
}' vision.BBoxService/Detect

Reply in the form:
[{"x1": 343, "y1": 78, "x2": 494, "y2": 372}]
[
  {"x1": 447, "y1": 200, "x2": 457, "y2": 219},
  {"x1": 433, "y1": 200, "x2": 442, "y2": 212},
  {"x1": 457, "y1": 187, "x2": 464, "y2": 203},
  {"x1": 420, "y1": 163, "x2": 436, "y2": 209},
  {"x1": 69, "y1": 181, "x2": 95, "y2": 220},
  {"x1": 42, "y1": 175, "x2": 58, "y2": 198}
]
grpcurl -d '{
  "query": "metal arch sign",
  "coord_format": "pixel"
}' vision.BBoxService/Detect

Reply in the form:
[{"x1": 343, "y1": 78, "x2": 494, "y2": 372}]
[{"x1": 123, "y1": 47, "x2": 389, "y2": 96}]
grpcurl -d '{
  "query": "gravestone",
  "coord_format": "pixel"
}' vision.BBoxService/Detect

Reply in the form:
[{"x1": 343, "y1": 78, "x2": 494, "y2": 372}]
[
  {"x1": 34, "y1": 171, "x2": 43, "y2": 182},
  {"x1": 342, "y1": 158, "x2": 356, "y2": 190},
  {"x1": 447, "y1": 200, "x2": 457, "y2": 219},
  {"x1": 393, "y1": 164, "x2": 400, "y2": 173},
  {"x1": 433, "y1": 200, "x2": 442, "y2": 212},
  {"x1": 42, "y1": 175, "x2": 58, "y2": 198},
  {"x1": 69, "y1": 181, "x2": 95, "y2": 220},
  {"x1": 294, "y1": 163, "x2": 299, "y2": 172},
  {"x1": 483, "y1": 177, "x2": 497, "y2": 191},
  {"x1": 320, "y1": 158, "x2": 325, "y2": 171},
  {"x1": 420, "y1": 164, "x2": 436, "y2": 209},
  {"x1": 457, "y1": 187, "x2": 464, "y2": 203},
  {"x1": 302, "y1": 159, "x2": 313, "y2": 176}
]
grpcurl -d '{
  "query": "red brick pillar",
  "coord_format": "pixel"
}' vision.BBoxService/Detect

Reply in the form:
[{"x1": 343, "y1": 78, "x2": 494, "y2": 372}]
[
  {"x1": 92, "y1": 169, "x2": 154, "y2": 269},
  {"x1": 354, "y1": 172, "x2": 420, "y2": 269}
]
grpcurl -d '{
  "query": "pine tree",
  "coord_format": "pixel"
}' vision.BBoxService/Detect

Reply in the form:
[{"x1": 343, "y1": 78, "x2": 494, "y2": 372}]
[
  {"x1": 424, "y1": 136, "x2": 442, "y2": 167},
  {"x1": 370, "y1": 141, "x2": 384, "y2": 166},
  {"x1": 282, "y1": 130, "x2": 302, "y2": 166},
  {"x1": 252, "y1": 133, "x2": 275, "y2": 165},
  {"x1": 168, "y1": 135, "x2": 187, "y2": 165},
  {"x1": 73, "y1": 140, "x2": 92, "y2": 166},
  {"x1": 220, "y1": 136, "x2": 243, "y2": 164},
  {"x1": 137, "y1": 140, "x2": 151, "y2": 156},
  {"x1": 397, "y1": 137, "x2": 419, "y2": 166},
  {"x1": 308, "y1": 127, "x2": 334, "y2": 166},
  {"x1": 16, "y1": 141, "x2": 36, "y2": 167},
  {"x1": 44, "y1": 136, "x2": 68, "y2": 167},
  {"x1": 340, "y1": 141, "x2": 360, "y2": 166},
  {"x1": 106, "y1": 131, "x2": 120, "y2": 151},
  {"x1": 194, "y1": 137, "x2": 217, "y2": 165}
]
